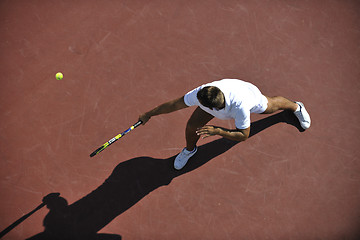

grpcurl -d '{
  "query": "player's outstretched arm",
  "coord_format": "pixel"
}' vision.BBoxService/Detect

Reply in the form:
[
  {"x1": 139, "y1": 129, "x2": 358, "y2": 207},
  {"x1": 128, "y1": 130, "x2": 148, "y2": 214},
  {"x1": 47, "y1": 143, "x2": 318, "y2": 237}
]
[{"x1": 139, "y1": 96, "x2": 188, "y2": 125}]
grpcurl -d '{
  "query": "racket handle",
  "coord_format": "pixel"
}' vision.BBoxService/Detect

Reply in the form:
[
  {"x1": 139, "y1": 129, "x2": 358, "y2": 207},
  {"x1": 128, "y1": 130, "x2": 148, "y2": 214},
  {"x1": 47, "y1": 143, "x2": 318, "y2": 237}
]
[
  {"x1": 133, "y1": 120, "x2": 143, "y2": 128},
  {"x1": 90, "y1": 146, "x2": 105, "y2": 157}
]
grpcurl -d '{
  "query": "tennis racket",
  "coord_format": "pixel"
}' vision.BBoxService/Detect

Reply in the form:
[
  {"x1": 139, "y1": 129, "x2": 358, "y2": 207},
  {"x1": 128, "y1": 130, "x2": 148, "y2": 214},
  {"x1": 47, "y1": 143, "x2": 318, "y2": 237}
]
[{"x1": 90, "y1": 120, "x2": 142, "y2": 157}]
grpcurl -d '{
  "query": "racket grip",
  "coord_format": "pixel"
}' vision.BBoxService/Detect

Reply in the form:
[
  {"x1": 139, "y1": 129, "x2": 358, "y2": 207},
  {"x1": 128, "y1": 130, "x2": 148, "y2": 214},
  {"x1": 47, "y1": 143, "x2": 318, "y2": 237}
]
[
  {"x1": 133, "y1": 120, "x2": 143, "y2": 128},
  {"x1": 90, "y1": 146, "x2": 105, "y2": 157}
]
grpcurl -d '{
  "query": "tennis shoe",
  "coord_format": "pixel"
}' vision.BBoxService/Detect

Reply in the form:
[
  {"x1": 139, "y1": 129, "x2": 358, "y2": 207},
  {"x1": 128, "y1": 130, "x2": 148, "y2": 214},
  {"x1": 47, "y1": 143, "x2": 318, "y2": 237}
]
[
  {"x1": 294, "y1": 101, "x2": 311, "y2": 129},
  {"x1": 174, "y1": 147, "x2": 197, "y2": 170}
]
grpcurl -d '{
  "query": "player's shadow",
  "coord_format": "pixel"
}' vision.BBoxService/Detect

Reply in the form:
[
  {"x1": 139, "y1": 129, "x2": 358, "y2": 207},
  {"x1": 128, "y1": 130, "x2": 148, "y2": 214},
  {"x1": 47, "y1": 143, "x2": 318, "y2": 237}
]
[{"x1": 26, "y1": 111, "x2": 302, "y2": 240}]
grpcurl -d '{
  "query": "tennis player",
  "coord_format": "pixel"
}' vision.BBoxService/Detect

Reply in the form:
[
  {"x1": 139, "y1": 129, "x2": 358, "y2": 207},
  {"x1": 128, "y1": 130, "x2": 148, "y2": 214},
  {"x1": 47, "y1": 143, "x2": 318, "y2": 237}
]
[{"x1": 139, "y1": 79, "x2": 310, "y2": 170}]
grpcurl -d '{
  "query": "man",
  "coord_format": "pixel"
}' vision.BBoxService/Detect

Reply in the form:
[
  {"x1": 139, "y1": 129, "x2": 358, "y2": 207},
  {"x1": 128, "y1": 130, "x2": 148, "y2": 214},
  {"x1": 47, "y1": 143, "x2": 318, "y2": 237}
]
[{"x1": 139, "y1": 79, "x2": 310, "y2": 170}]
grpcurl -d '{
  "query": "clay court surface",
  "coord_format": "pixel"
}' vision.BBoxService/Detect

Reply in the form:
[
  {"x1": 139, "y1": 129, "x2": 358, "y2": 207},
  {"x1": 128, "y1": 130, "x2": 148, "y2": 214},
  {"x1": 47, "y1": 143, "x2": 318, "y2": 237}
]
[{"x1": 1, "y1": 1, "x2": 360, "y2": 239}]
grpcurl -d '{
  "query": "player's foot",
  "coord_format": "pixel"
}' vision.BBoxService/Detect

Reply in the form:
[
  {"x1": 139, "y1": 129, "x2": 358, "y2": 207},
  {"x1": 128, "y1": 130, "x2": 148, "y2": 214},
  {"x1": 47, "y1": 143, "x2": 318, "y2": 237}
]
[
  {"x1": 293, "y1": 102, "x2": 311, "y2": 129},
  {"x1": 174, "y1": 147, "x2": 198, "y2": 170}
]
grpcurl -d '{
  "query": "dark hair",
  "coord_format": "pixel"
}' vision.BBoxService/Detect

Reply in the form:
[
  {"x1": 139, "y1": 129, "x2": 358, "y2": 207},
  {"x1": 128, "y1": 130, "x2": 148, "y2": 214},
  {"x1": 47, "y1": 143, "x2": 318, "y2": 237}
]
[{"x1": 197, "y1": 86, "x2": 223, "y2": 109}]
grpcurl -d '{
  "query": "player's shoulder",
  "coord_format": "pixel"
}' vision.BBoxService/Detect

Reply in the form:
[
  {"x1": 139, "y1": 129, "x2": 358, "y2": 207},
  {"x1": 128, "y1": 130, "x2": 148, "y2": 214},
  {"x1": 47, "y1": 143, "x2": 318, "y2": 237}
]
[{"x1": 210, "y1": 78, "x2": 245, "y2": 85}]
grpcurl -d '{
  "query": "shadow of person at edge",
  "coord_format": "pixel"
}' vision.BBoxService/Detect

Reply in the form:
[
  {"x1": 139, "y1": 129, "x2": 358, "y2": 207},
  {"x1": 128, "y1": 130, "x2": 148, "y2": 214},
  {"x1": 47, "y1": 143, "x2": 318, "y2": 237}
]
[{"x1": 27, "y1": 110, "x2": 303, "y2": 240}]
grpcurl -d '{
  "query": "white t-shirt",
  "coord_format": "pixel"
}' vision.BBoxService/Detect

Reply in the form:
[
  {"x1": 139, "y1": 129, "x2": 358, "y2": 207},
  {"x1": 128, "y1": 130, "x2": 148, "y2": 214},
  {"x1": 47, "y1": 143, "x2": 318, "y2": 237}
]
[{"x1": 184, "y1": 79, "x2": 267, "y2": 129}]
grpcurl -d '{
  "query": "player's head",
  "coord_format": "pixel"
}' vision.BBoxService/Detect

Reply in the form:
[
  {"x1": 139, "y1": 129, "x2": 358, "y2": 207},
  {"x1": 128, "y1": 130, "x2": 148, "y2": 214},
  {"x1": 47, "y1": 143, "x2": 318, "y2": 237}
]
[{"x1": 197, "y1": 86, "x2": 225, "y2": 110}]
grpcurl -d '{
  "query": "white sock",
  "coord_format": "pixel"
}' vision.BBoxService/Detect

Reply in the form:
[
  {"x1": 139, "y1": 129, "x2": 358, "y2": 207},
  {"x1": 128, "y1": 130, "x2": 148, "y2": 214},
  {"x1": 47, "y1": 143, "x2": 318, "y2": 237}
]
[
  {"x1": 295, "y1": 104, "x2": 300, "y2": 112},
  {"x1": 185, "y1": 147, "x2": 196, "y2": 153}
]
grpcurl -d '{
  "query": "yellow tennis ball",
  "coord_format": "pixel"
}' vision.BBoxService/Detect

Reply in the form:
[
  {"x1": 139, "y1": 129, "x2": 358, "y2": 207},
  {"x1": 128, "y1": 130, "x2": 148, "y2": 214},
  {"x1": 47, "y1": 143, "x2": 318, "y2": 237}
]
[{"x1": 56, "y1": 72, "x2": 63, "y2": 80}]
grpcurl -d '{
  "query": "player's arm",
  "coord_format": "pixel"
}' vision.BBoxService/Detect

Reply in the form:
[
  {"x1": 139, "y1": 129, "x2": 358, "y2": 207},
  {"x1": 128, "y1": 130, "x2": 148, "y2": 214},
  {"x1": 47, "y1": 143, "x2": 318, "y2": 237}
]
[
  {"x1": 196, "y1": 125, "x2": 250, "y2": 142},
  {"x1": 139, "y1": 96, "x2": 188, "y2": 125}
]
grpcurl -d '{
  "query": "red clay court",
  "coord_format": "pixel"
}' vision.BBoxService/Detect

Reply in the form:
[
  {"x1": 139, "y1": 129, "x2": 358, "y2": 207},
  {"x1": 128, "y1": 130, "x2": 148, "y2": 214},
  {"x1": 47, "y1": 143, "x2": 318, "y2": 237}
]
[{"x1": 1, "y1": 1, "x2": 359, "y2": 239}]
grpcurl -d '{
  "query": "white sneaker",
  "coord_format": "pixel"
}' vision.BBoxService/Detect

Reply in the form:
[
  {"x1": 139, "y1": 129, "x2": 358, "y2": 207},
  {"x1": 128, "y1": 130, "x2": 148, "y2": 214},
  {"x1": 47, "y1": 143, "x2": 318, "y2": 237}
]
[
  {"x1": 294, "y1": 102, "x2": 311, "y2": 129},
  {"x1": 174, "y1": 147, "x2": 198, "y2": 170}
]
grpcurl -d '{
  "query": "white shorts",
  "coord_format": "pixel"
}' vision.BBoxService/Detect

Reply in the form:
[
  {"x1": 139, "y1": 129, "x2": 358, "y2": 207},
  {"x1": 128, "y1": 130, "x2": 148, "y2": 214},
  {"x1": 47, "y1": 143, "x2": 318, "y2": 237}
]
[{"x1": 250, "y1": 93, "x2": 268, "y2": 114}]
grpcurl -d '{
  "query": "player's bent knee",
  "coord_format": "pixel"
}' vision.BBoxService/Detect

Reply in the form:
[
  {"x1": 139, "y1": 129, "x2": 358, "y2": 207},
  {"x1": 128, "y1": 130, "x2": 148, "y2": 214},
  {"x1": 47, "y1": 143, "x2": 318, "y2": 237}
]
[{"x1": 186, "y1": 119, "x2": 202, "y2": 132}]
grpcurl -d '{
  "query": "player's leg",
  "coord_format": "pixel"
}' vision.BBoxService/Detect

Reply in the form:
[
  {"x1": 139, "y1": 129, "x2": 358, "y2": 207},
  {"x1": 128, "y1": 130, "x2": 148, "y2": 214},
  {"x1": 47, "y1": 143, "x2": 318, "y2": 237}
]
[
  {"x1": 185, "y1": 107, "x2": 214, "y2": 151},
  {"x1": 174, "y1": 107, "x2": 214, "y2": 170},
  {"x1": 263, "y1": 96, "x2": 298, "y2": 114},
  {"x1": 263, "y1": 95, "x2": 311, "y2": 129}
]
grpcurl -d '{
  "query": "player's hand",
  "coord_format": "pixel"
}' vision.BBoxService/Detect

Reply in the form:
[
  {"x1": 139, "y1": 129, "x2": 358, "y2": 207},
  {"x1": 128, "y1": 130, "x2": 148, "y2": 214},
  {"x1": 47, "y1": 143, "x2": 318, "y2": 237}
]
[
  {"x1": 196, "y1": 125, "x2": 220, "y2": 139},
  {"x1": 139, "y1": 113, "x2": 151, "y2": 125},
  {"x1": 42, "y1": 193, "x2": 60, "y2": 204}
]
